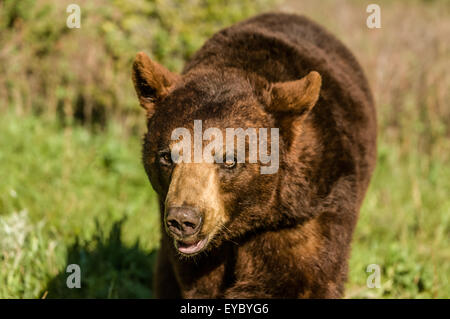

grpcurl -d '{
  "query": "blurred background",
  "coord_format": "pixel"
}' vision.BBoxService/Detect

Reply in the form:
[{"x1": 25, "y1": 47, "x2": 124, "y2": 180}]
[{"x1": 0, "y1": 0, "x2": 448, "y2": 298}]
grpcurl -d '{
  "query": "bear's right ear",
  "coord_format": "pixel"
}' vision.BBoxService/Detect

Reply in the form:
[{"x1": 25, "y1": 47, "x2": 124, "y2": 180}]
[
  {"x1": 265, "y1": 71, "x2": 322, "y2": 148},
  {"x1": 267, "y1": 71, "x2": 322, "y2": 116},
  {"x1": 132, "y1": 52, "x2": 179, "y2": 117}
]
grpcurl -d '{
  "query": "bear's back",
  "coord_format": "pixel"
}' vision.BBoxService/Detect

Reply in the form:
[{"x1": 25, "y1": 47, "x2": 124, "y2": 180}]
[{"x1": 184, "y1": 13, "x2": 372, "y2": 105}]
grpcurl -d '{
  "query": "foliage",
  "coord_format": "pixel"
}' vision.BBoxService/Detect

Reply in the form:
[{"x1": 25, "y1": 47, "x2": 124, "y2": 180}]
[
  {"x1": 0, "y1": 0, "x2": 274, "y2": 127},
  {"x1": 0, "y1": 112, "x2": 159, "y2": 298}
]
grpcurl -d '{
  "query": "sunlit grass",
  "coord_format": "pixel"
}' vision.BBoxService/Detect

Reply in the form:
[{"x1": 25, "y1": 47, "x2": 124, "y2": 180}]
[
  {"x1": 0, "y1": 112, "x2": 159, "y2": 298},
  {"x1": 347, "y1": 140, "x2": 450, "y2": 298}
]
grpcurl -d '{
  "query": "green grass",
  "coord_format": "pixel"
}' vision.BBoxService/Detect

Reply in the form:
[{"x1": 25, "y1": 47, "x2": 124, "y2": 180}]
[
  {"x1": 347, "y1": 141, "x2": 450, "y2": 298},
  {"x1": 1, "y1": 110, "x2": 448, "y2": 298},
  {"x1": 0, "y1": 112, "x2": 160, "y2": 298}
]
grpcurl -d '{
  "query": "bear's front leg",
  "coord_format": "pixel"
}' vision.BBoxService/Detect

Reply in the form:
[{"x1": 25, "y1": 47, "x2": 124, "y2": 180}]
[
  {"x1": 223, "y1": 281, "x2": 272, "y2": 298},
  {"x1": 173, "y1": 243, "x2": 235, "y2": 298},
  {"x1": 154, "y1": 237, "x2": 181, "y2": 298},
  {"x1": 223, "y1": 222, "x2": 344, "y2": 298}
]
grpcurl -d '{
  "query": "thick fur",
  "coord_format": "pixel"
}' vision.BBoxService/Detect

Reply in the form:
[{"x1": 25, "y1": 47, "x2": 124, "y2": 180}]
[{"x1": 139, "y1": 13, "x2": 377, "y2": 298}]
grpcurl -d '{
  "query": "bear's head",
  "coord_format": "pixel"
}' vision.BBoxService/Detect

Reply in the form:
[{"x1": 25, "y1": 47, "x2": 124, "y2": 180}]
[{"x1": 132, "y1": 52, "x2": 321, "y2": 257}]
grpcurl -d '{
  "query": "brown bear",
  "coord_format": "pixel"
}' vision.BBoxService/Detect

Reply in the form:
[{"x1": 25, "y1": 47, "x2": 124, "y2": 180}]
[{"x1": 132, "y1": 13, "x2": 376, "y2": 298}]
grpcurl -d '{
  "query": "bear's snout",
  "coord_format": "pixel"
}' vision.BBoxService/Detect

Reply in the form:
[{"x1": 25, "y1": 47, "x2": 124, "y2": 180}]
[
  {"x1": 166, "y1": 206, "x2": 203, "y2": 238},
  {"x1": 164, "y1": 163, "x2": 228, "y2": 254}
]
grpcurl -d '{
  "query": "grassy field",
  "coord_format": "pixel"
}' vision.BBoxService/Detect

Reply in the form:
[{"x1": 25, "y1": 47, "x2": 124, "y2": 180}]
[
  {"x1": 0, "y1": 0, "x2": 449, "y2": 298},
  {"x1": 0, "y1": 112, "x2": 160, "y2": 298}
]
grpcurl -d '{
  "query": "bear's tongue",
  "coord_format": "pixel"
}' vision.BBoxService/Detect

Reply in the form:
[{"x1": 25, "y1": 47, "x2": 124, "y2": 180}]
[{"x1": 176, "y1": 237, "x2": 208, "y2": 254}]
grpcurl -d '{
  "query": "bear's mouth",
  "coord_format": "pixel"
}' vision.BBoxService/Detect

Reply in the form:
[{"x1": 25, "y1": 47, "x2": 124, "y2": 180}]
[{"x1": 175, "y1": 236, "x2": 209, "y2": 255}]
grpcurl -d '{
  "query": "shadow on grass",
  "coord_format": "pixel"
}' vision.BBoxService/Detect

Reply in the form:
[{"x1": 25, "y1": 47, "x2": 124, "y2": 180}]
[{"x1": 42, "y1": 219, "x2": 158, "y2": 298}]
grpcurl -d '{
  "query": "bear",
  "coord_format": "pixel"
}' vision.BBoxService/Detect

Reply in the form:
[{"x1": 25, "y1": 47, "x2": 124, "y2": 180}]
[{"x1": 131, "y1": 12, "x2": 377, "y2": 298}]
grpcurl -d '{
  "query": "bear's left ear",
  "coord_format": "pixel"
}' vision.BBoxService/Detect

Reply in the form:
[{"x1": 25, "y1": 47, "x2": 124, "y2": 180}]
[{"x1": 265, "y1": 71, "x2": 322, "y2": 148}]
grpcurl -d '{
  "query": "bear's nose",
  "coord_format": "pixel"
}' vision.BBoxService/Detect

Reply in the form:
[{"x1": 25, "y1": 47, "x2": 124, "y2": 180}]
[{"x1": 166, "y1": 207, "x2": 202, "y2": 237}]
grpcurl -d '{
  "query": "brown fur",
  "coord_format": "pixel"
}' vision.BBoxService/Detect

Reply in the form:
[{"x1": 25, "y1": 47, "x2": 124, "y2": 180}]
[{"x1": 132, "y1": 13, "x2": 377, "y2": 298}]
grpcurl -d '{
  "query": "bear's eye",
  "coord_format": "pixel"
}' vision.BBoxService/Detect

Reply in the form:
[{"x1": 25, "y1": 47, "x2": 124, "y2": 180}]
[
  {"x1": 223, "y1": 156, "x2": 236, "y2": 169},
  {"x1": 159, "y1": 150, "x2": 173, "y2": 167}
]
